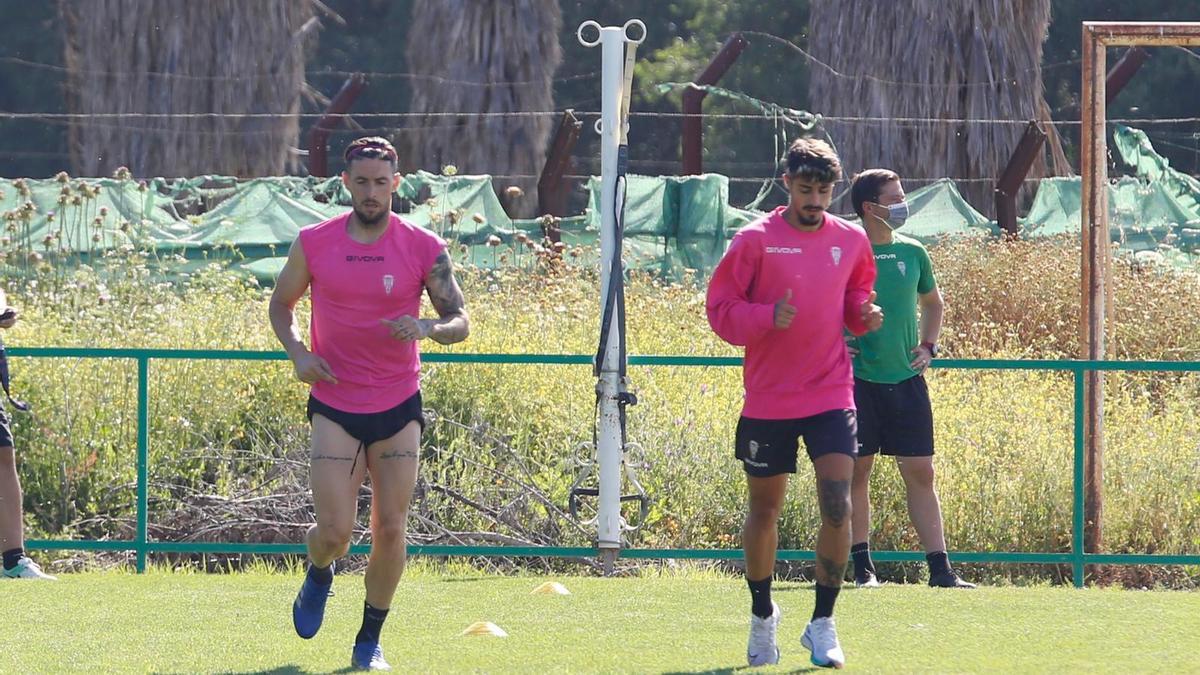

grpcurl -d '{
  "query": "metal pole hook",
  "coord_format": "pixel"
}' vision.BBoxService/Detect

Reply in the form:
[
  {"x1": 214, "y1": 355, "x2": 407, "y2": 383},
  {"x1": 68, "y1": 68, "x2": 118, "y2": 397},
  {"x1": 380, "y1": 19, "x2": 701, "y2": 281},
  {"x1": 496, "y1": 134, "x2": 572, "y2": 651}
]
[
  {"x1": 623, "y1": 19, "x2": 646, "y2": 45},
  {"x1": 577, "y1": 20, "x2": 602, "y2": 47}
]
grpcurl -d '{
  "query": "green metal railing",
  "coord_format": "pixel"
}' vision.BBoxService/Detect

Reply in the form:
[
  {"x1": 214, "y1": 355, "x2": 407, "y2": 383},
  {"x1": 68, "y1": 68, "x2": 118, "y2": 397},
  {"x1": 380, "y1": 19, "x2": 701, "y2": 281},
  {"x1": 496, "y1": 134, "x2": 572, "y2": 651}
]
[{"x1": 14, "y1": 347, "x2": 1200, "y2": 586}]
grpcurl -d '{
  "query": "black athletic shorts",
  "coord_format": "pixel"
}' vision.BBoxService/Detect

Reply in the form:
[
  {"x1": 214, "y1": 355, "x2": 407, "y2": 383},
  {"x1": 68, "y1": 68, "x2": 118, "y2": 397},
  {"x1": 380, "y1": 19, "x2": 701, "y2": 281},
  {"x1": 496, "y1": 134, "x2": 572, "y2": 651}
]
[
  {"x1": 854, "y1": 375, "x2": 934, "y2": 457},
  {"x1": 306, "y1": 391, "x2": 426, "y2": 447},
  {"x1": 734, "y1": 409, "x2": 858, "y2": 477},
  {"x1": 0, "y1": 401, "x2": 11, "y2": 448}
]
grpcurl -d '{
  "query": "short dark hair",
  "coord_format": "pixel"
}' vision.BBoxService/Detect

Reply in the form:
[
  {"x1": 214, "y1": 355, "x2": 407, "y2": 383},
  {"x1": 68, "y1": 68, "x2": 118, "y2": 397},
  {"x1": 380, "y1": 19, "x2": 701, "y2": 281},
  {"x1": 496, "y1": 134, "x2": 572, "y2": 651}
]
[
  {"x1": 850, "y1": 169, "x2": 900, "y2": 217},
  {"x1": 343, "y1": 136, "x2": 398, "y2": 169},
  {"x1": 783, "y1": 137, "x2": 842, "y2": 184}
]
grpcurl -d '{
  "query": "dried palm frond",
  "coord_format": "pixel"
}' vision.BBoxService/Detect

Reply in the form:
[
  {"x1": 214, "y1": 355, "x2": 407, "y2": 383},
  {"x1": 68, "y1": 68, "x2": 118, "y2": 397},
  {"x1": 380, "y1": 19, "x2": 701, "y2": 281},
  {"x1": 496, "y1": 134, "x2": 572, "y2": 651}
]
[
  {"x1": 403, "y1": 0, "x2": 562, "y2": 217},
  {"x1": 808, "y1": 0, "x2": 1066, "y2": 214},
  {"x1": 60, "y1": 0, "x2": 315, "y2": 178}
]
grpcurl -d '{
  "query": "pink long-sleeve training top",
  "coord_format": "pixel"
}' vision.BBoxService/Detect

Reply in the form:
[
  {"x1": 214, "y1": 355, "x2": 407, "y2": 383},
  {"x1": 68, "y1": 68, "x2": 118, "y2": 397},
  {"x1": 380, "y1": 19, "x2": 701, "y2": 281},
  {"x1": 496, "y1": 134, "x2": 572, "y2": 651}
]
[{"x1": 706, "y1": 206, "x2": 877, "y2": 419}]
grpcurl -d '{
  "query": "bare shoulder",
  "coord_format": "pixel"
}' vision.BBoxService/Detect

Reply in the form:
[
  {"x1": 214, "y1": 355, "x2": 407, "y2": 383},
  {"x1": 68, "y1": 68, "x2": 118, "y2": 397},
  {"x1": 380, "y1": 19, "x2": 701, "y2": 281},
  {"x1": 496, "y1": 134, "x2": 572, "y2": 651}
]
[{"x1": 271, "y1": 236, "x2": 311, "y2": 304}]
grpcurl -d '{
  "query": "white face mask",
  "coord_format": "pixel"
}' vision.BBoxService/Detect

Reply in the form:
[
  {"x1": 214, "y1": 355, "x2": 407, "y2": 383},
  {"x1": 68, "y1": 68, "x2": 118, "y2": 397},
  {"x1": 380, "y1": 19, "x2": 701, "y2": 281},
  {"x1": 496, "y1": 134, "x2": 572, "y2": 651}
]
[{"x1": 875, "y1": 201, "x2": 909, "y2": 229}]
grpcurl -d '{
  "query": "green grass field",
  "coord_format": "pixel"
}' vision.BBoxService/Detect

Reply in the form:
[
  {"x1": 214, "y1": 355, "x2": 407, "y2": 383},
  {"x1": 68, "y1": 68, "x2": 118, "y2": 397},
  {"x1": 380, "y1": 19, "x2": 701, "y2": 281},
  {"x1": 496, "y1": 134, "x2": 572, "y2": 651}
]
[{"x1": 3, "y1": 565, "x2": 1198, "y2": 673}]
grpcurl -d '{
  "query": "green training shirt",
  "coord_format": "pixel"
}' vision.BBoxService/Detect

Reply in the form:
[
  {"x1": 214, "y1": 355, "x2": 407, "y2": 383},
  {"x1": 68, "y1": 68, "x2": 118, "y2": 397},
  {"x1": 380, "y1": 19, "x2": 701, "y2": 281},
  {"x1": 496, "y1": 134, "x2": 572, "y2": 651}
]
[{"x1": 851, "y1": 233, "x2": 936, "y2": 384}]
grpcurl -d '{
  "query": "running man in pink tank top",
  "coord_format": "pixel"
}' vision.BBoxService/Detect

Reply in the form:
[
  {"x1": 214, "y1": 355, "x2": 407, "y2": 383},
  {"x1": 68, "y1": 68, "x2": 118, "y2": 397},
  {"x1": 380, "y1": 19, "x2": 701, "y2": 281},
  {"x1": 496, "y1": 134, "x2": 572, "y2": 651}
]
[{"x1": 269, "y1": 137, "x2": 469, "y2": 671}]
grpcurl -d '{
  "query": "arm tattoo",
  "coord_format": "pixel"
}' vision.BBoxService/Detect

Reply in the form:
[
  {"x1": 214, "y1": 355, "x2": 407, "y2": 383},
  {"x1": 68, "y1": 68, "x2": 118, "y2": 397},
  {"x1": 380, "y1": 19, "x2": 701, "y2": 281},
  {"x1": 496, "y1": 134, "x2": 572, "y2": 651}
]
[
  {"x1": 817, "y1": 478, "x2": 850, "y2": 527},
  {"x1": 426, "y1": 252, "x2": 466, "y2": 319},
  {"x1": 422, "y1": 252, "x2": 469, "y2": 345},
  {"x1": 379, "y1": 449, "x2": 419, "y2": 460}
]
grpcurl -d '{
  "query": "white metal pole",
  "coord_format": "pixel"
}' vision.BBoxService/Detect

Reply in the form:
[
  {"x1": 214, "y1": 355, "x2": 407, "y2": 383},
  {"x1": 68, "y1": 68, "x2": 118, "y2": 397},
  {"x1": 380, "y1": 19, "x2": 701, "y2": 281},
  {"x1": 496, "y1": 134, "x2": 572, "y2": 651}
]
[{"x1": 595, "y1": 23, "x2": 624, "y2": 558}]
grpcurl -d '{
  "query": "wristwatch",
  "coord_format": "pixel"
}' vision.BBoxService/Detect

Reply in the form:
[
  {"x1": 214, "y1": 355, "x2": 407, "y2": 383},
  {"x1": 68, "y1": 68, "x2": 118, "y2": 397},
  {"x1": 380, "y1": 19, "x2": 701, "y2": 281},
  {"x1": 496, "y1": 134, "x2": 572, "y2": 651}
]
[{"x1": 920, "y1": 341, "x2": 939, "y2": 358}]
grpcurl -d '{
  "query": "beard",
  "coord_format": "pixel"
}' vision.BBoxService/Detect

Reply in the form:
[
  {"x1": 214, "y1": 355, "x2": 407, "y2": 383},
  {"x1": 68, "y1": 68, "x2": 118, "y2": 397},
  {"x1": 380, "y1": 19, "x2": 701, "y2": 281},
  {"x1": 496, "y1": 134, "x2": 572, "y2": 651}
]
[
  {"x1": 794, "y1": 206, "x2": 824, "y2": 226},
  {"x1": 353, "y1": 203, "x2": 388, "y2": 227}
]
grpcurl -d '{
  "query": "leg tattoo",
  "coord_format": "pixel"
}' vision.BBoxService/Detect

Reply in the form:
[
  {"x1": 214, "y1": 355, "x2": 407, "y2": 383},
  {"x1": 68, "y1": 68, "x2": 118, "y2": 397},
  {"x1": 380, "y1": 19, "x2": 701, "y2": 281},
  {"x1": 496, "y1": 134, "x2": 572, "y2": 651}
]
[
  {"x1": 816, "y1": 554, "x2": 846, "y2": 583},
  {"x1": 818, "y1": 479, "x2": 850, "y2": 527}
]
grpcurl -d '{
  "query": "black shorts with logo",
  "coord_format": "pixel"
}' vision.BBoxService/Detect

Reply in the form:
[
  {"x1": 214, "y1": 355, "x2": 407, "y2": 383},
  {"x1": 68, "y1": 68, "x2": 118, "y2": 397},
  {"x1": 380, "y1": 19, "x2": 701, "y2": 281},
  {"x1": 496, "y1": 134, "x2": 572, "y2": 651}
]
[
  {"x1": 734, "y1": 409, "x2": 858, "y2": 477},
  {"x1": 854, "y1": 375, "x2": 934, "y2": 457},
  {"x1": 306, "y1": 391, "x2": 426, "y2": 447}
]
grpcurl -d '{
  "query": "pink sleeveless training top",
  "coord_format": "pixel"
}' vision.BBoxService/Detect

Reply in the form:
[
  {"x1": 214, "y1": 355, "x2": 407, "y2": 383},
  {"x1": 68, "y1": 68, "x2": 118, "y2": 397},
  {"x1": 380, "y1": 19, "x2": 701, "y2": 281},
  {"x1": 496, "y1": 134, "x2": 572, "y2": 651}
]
[{"x1": 299, "y1": 212, "x2": 446, "y2": 413}]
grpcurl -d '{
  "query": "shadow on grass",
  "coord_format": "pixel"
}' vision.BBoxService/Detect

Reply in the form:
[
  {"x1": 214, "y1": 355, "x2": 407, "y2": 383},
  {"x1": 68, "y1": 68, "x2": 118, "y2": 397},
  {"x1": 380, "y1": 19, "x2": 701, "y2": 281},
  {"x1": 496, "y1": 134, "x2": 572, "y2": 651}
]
[
  {"x1": 663, "y1": 666, "x2": 824, "y2": 674},
  {"x1": 157, "y1": 662, "x2": 832, "y2": 675},
  {"x1": 154, "y1": 662, "x2": 352, "y2": 667}
]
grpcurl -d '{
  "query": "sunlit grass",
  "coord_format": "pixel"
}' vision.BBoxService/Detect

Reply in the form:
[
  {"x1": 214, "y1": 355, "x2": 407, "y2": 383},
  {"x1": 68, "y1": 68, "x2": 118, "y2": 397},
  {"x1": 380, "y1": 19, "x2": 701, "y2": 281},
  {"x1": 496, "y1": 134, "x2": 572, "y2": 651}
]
[{"x1": 3, "y1": 236, "x2": 1199, "y2": 584}]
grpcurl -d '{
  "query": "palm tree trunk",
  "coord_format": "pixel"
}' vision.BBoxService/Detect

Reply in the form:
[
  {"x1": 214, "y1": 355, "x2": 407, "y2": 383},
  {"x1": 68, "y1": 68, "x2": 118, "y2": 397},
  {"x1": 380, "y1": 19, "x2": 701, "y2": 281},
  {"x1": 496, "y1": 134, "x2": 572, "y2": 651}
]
[
  {"x1": 404, "y1": 0, "x2": 562, "y2": 217},
  {"x1": 60, "y1": 0, "x2": 316, "y2": 178},
  {"x1": 808, "y1": 0, "x2": 1061, "y2": 215}
]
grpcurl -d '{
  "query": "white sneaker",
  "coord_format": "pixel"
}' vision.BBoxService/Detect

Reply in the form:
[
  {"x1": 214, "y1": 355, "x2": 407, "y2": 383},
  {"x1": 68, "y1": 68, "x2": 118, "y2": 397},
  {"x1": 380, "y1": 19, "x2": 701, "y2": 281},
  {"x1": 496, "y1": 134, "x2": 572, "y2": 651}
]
[
  {"x1": 2, "y1": 557, "x2": 57, "y2": 580},
  {"x1": 746, "y1": 601, "x2": 780, "y2": 667},
  {"x1": 801, "y1": 616, "x2": 845, "y2": 669},
  {"x1": 854, "y1": 570, "x2": 881, "y2": 588}
]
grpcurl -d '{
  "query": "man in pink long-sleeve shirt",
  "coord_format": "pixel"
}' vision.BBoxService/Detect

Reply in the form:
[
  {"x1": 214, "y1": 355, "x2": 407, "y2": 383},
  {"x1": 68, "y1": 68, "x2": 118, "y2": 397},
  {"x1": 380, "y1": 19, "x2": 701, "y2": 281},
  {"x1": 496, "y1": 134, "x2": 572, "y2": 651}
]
[
  {"x1": 270, "y1": 137, "x2": 470, "y2": 671},
  {"x1": 707, "y1": 138, "x2": 882, "y2": 670}
]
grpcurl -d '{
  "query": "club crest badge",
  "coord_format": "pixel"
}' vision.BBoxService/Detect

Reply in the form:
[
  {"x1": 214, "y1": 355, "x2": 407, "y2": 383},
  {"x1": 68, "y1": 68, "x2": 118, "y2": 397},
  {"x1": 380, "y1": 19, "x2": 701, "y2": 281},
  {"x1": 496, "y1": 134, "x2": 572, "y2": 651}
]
[
  {"x1": 382, "y1": 274, "x2": 395, "y2": 295},
  {"x1": 830, "y1": 246, "x2": 842, "y2": 266}
]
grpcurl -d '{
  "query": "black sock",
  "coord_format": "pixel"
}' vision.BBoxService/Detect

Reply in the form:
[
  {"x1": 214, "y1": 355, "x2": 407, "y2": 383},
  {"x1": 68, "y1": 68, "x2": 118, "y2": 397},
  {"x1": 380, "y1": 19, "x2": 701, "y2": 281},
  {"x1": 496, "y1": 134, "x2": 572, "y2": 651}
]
[
  {"x1": 2, "y1": 548, "x2": 23, "y2": 571},
  {"x1": 851, "y1": 542, "x2": 874, "y2": 579},
  {"x1": 355, "y1": 602, "x2": 390, "y2": 645},
  {"x1": 926, "y1": 550, "x2": 951, "y2": 577},
  {"x1": 747, "y1": 576, "x2": 774, "y2": 619},
  {"x1": 307, "y1": 561, "x2": 333, "y2": 585},
  {"x1": 812, "y1": 583, "x2": 841, "y2": 621}
]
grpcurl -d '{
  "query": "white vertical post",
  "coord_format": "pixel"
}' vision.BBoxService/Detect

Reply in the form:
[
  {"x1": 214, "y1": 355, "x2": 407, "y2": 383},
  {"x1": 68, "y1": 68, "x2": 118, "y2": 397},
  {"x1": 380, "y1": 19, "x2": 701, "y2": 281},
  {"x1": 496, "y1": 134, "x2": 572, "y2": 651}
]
[
  {"x1": 595, "y1": 23, "x2": 624, "y2": 557},
  {"x1": 578, "y1": 19, "x2": 644, "y2": 570}
]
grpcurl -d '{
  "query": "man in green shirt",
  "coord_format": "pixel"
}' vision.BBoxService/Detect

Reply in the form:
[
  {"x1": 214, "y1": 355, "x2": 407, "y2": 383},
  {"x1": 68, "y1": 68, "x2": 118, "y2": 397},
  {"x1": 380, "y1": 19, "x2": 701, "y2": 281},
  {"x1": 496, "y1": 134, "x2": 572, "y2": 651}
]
[{"x1": 846, "y1": 169, "x2": 973, "y2": 589}]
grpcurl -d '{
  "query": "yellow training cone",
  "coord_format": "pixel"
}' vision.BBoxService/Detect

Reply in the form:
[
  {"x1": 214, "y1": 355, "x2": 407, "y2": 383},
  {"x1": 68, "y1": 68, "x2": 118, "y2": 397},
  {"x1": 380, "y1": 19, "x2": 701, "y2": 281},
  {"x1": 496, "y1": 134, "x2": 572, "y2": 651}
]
[
  {"x1": 531, "y1": 581, "x2": 571, "y2": 595},
  {"x1": 461, "y1": 621, "x2": 508, "y2": 637}
]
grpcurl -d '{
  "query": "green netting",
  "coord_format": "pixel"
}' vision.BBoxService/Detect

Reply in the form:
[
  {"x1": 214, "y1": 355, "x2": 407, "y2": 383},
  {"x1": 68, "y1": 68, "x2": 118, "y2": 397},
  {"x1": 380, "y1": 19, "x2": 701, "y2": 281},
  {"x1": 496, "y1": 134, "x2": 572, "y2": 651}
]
[
  {"x1": 1022, "y1": 176, "x2": 1198, "y2": 248},
  {"x1": 1018, "y1": 127, "x2": 1200, "y2": 262},
  {"x1": 1113, "y1": 125, "x2": 1200, "y2": 220},
  {"x1": 397, "y1": 170, "x2": 517, "y2": 238},
  {"x1": 5, "y1": 124, "x2": 1199, "y2": 282},
  {"x1": 867, "y1": 178, "x2": 994, "y2": 242},
  {"x1": 581, "y1": 173, "x2": 751, "y2": 274}
]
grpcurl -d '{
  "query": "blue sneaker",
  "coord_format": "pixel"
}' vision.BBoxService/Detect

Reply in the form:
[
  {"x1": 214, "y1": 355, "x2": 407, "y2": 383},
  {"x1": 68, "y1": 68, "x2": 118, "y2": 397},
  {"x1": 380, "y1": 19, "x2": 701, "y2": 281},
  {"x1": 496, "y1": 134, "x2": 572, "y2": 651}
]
[
  {"x1": 292, "y1": 562, "x2": 334, "y2": 639},
  {"x1": 351, "y1": 642, "x2": 391, "y2": 671}
]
